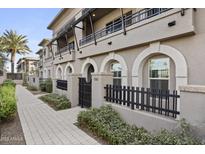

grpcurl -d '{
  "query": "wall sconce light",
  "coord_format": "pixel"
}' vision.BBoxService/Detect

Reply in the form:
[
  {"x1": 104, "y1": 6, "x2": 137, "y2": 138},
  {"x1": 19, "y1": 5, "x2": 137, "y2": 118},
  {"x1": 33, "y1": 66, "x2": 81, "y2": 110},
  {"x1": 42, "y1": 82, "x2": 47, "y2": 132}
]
[
  {"x1": 92, "y1": 13, "x2": 96, "y2": 17},
  {"x1": 168, "y1": 21, "x2": 176, "y2": 27}
]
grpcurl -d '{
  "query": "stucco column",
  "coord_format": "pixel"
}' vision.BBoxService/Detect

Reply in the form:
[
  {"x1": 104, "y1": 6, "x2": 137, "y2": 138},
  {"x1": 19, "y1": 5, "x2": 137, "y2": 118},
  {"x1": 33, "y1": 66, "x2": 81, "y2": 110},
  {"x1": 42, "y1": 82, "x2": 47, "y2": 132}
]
[
  {"x1": 67, "y1": 73, "x2": 82, "y2": 107},
  {"x1": 52, "y1": 78, "x2": 57, "y2": 94},
  {"x1": 91, "y1": 73, "x2": 113, "y2": 108},
  {"x1": 179, "y1": 85, "x2": 205, "y2": 139}
]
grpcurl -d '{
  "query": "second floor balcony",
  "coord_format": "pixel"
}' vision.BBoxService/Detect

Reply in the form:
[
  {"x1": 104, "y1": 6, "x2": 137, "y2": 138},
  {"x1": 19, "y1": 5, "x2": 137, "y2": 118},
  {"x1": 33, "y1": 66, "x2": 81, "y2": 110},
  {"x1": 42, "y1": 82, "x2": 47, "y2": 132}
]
[
  {"x1": 53, "y1": 43, "x2": 75, "y2": 64},
  {"x1": 77, "y1": 8, "x2": 195, "y2": 58},
  {"x1": 55, "y1": 42, "x2": 75, "y2": 56}
]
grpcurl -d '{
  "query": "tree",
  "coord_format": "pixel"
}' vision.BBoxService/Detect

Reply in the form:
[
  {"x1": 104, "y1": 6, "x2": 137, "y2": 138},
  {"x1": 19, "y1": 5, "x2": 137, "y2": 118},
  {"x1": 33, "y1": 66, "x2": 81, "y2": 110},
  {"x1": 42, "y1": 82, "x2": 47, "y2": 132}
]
[{"x1": 0, "y1": 30, "x2": 31, "y2": 73}]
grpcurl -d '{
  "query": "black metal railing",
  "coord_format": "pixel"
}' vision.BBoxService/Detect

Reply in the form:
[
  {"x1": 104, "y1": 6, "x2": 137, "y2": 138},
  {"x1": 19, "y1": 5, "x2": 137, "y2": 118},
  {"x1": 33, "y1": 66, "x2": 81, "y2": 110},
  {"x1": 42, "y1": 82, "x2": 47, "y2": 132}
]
[
  {"x1": 56, "y1": 80, "x2": 67, "y2": 90},
  {"x1": 7, "y1": 73, "x2": 23, "y2": 80},
  {"x1": 104, "y1": 84, "x2": 180, "y2": 118},
  {"x1": 80, "y1": 8, "x2": 172, "y2": 46},
  {"x1": 55, "y1": 43, "x2": 75, "y2": 56}
]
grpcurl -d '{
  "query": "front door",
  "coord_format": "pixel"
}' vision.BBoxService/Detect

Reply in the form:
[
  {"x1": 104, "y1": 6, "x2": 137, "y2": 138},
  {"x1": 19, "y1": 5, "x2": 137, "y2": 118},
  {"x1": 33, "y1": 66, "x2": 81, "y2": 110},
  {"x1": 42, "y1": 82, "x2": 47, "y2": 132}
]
[
  {"x1": 79, "y1": 77, "x2": 92, "y2": 108},
  {"x1": 79, "y1": 64, "x2": 94, "y2": 108}
]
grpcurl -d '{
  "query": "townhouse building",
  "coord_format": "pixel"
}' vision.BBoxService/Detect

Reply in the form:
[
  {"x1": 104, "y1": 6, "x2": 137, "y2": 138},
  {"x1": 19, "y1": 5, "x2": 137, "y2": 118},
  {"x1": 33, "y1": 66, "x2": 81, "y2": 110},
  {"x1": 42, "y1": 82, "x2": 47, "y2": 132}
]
[
  {"x1": 37, "y1": 39, "x2": 54, "y2": 79},
  {"x1": 41, "y1": 8, "x2": 205, "y2": 137},
  {"x1": 17, "y1": 57, "x2": 39, "y2": 75}
]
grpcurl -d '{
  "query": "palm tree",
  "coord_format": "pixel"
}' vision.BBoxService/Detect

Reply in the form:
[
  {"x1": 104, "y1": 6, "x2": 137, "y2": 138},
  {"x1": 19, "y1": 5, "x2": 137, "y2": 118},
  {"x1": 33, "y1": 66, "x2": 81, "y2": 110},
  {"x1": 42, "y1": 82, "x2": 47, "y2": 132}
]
[{"x1": 1, "y1": 30, "x2": 31, "y2": 73}]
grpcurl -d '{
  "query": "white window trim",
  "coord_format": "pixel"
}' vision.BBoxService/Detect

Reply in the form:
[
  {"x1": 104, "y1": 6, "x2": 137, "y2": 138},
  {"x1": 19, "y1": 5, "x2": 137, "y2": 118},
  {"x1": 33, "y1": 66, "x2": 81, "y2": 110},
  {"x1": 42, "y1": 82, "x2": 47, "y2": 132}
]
[{"x1": 148, "y1": 57, "x2": 170, "y2": 89}]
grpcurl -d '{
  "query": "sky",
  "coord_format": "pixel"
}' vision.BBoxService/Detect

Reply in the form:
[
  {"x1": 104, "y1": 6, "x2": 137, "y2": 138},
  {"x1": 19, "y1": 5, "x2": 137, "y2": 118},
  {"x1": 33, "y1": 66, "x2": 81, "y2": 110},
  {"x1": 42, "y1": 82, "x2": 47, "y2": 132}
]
[{"x1": 0, "y1": 8, "x2": 61, "y2": 72}]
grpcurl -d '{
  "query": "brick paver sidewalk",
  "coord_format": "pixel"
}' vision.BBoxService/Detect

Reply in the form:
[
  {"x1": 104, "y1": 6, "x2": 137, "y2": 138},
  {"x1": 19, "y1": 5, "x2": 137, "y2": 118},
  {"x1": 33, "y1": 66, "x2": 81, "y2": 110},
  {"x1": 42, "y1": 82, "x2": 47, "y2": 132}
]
[{"x1": 16, "y1": 85, "x2": 99, "y2": 145}]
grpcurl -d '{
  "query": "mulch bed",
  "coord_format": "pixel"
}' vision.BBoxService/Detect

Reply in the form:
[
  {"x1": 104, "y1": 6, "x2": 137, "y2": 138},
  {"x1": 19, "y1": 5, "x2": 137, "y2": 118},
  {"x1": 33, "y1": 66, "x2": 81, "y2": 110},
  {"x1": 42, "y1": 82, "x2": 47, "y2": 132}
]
[
  {"x1": 0, "y1": 112, "x2": 26, "y2": 145},
  {"x1": 74, "y1": 122, "x2": 108, "y2": 145}
]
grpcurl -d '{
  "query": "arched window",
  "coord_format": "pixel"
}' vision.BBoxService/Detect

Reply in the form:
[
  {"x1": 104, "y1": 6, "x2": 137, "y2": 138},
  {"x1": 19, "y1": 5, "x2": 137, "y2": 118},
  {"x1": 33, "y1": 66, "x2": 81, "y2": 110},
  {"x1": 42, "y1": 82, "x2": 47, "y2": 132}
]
[
  {"x1": 110, "y1": 62, "x2": 122, "y2": 86},
  {"x1": 149, "y1": 57, "x2": 170, "y2": 90}
]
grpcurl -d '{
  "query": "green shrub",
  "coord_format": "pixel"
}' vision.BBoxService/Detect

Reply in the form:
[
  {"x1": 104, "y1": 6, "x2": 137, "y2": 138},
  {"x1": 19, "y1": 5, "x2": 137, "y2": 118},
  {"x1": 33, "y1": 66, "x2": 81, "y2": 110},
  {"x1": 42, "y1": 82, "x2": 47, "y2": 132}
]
[
  {"x1": 0, "y1": 85, "x2": 16, "y2": 121},
  {"x1": 27, "y1": 85, "x2": 38, "y2": 91},
  {"x1": 45, "y1": 78, "x2": 52, "y2": 93},
  {"x1": 2, "y1": 79, "x2": 16, "y2": 87},
  {"x1": 77, "y1": 105, "x2": 201, "y2": 145},
  {"x1": 39, "y1": 93, "x2": 71, "y2": 110},
  {"x1": 39, "y1": 82, "x2": 46, "y2": 92}
]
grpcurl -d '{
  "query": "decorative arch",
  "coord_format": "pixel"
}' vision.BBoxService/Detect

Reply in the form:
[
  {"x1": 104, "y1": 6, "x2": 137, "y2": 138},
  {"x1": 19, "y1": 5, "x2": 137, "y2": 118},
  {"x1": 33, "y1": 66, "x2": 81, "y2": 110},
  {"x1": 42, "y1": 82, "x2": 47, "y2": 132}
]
[
  {"x1": 55, "y1": 64, "x2": 63, "y2": 79},
  {"x1": 132, "y1": 42, "x2": 188, "y2": 89},
  {"x1": 64, "y1": 62, "x2": 74, "y2": 79},
  {"x1": 100, "y1": 52, "x2": 128, "y2": 85},
  {"x1": 81, "y1": 58, "x2": 98, "y2": 78}
]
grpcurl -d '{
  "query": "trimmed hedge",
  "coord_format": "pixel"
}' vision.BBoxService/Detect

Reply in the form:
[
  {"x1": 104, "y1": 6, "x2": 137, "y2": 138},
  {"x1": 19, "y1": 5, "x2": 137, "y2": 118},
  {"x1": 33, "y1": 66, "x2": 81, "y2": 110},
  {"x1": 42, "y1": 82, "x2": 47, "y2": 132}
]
[
  {"x1": 40, "y1": 78, "x2": 52, "y2": 93},
  {"x1": 0, "y1": 84, "x2": 16, "y2": 121},
  {"x1": 39, "y1": 93, "x2": 71, "y2": 110},
  {"x1": 77, "y1": 105, "x2": 201, "y2": 145},
  {"x1": 27, "y1": 85, "x2": 38, "y2": 91},
  {"x1": 2, "y1": 79, "x2": 16, "y2": 87},
  {"x1": 45, "y1": 78, "x2": 52, "y2": 93}
]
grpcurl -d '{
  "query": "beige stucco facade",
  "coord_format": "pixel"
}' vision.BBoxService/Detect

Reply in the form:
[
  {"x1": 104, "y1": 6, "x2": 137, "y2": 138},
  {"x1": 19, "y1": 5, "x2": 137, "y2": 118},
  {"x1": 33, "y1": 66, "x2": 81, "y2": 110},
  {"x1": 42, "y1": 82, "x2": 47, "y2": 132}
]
[{"x1": 38, "y1": 8, "x2": 205, "y2": 136}]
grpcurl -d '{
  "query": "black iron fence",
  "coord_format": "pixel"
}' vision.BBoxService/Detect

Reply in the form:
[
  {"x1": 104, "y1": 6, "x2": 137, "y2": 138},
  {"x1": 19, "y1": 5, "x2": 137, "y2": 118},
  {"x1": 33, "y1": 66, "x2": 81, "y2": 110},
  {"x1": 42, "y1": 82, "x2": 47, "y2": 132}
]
[
  {"x1": 80, "y1": 8, "x2": 172, "y2": 46},
  {"x1": 7, "y1": 73, "x2": 23, "y2": 80},
  {"x1": 56, "y1": 80, "x2": 67, "y2": 90},
  {"x1": 104, "y1": 84, "x2": 180, "y2": 118}
]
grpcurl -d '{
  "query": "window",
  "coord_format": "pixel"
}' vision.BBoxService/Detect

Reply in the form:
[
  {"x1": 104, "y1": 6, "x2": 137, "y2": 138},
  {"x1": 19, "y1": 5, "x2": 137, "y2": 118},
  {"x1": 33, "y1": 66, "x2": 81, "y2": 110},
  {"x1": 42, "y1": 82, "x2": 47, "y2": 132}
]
[
  {"x1": 113, "y1": 18, "x2": 122, "y2": 32},
  {"x1": 110, "y1": 62, "x2": 122, "y2": 86},
  {"x1": 106, "y1": 21, "x2": 113, "y2": 34},
  {"x1": 106, "y1": 11, "x2": 132, "y2": 34},
  {"x1": 147, "y1": 8, "x2": 160, "y2": 17},
  {"x1": 125, "y1": 11, "x2": 132, "y2": 26},
  {"x1": 149, "y1": 57, "x2": 169, "y2": 90}
]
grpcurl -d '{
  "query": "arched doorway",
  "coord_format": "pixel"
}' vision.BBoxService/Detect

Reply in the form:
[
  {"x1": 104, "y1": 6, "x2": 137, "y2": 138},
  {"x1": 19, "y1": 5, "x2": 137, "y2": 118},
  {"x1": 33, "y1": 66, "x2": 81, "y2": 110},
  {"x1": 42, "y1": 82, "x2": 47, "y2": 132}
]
[{"x1": 79, "y1": 58, "x2": 98, "y2": 108}]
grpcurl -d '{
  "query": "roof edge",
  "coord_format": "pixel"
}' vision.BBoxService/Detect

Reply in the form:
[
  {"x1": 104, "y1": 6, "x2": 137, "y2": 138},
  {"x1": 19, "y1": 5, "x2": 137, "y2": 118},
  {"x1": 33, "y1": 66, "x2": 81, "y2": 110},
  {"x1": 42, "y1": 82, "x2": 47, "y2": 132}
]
[{"x1": 47, "y1": 8, "x2": 68, "y2": 30}]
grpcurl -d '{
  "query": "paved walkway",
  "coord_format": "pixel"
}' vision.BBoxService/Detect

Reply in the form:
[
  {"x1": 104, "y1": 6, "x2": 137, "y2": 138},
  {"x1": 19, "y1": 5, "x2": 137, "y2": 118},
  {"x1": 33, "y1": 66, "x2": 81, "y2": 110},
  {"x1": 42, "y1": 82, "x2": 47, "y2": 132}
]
[{"x1": 16, "y1": 85, "x2": 99, "y2": 145}]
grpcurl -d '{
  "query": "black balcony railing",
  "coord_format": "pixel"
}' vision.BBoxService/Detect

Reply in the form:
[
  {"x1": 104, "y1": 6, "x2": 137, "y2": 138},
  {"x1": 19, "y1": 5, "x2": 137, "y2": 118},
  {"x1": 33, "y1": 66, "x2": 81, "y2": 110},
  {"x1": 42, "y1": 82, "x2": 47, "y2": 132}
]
[
  {"x1": 55, "y1": 43, "x2": 75, "y2": 56},
  {"x1": 56, "y1": 80, "x2": 67, "y2": 90},
  {"x1": 7, "y1": 73, "x2": 23, "y2": 80},
  {"x1": 104, "y1": 84, "x2": 180, "y2": 118},
  {"x1": 80, "y1": 8, "x2": 172, "y2": 46}
]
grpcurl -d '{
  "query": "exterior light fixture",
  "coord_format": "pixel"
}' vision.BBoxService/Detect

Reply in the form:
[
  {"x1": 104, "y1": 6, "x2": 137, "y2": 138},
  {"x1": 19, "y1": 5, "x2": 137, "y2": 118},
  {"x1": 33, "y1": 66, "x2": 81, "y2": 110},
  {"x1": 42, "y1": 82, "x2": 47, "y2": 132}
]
[{"x1": 92, "y1": 13, "x2": 96, "y2": 17}]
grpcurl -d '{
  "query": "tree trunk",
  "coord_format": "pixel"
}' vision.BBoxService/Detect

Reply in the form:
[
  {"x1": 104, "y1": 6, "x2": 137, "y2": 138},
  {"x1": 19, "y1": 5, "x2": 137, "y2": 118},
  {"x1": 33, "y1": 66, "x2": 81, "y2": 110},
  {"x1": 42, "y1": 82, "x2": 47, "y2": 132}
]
[{"x1": 11, "y1": 52, "x2": 15, "y2": 79}]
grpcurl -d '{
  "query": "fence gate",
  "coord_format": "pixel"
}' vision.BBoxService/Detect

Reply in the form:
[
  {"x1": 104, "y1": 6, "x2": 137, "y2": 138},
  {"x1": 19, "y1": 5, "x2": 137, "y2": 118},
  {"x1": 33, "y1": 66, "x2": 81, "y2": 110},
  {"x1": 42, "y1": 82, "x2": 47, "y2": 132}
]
[{"x1": 79, "y1": 77, "x2": 92, "y2": 108}]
